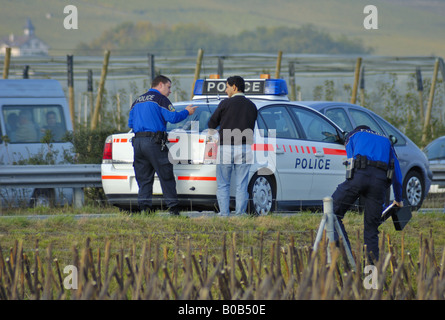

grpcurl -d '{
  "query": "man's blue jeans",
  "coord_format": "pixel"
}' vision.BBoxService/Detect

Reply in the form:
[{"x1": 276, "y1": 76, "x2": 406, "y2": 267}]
[{"x1": 216, "y1": 145, "x2": 252, "y2": 215}]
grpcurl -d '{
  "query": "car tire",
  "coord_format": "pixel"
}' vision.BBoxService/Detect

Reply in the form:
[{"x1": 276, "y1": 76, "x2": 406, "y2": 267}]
[
  {"x1": 31, "y1": 188, "x2": 55, "y2": 207},
  {"x1": 403, "y1": 170, "x2": 424, "y2": 211},
  {"x1": 248, "y1": 173, "x2": 276, "y2": 216}
]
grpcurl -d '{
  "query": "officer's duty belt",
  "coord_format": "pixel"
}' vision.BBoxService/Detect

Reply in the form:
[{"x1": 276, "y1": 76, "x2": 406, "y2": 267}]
[
  {"x1": 354, "y1": 155, "x2": 388, "y2": 171},
  {"x1": 135, "y1": 131, "x2": 157, "y2": 137}
]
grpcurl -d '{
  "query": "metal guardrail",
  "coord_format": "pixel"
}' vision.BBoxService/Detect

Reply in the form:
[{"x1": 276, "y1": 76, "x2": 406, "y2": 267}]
[
  {"x1": 0, "y1": 164, "x2": 102, "y2": 207},
  {"x1": 0, "y1": 164, "x2": 102, "y2": 188}
]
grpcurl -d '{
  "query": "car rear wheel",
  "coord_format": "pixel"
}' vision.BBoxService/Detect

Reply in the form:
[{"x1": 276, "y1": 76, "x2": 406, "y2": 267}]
[
  {"x1": 248, "y1": 174, "x2": 276, "y2": 216},
  {"x1": 31, "y1": 188, "x2": 55, "y2": 207},
  {"x1": 403, "y1": 170, "x2": 424, "y2": 211}
]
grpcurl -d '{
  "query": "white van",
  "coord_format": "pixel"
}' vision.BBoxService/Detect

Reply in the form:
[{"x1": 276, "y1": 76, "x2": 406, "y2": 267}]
[{"x1": 0, "y1": 79, "x2": 74, "y2": 206}]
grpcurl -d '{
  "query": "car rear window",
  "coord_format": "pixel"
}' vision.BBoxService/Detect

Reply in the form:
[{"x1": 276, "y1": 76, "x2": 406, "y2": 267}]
[{"x1": 166, "y1": 104, "x2": 218, "y2": 132}]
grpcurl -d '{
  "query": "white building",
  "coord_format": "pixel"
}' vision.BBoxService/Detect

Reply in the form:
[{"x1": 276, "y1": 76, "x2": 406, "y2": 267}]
[{"x1": 0, "y1": 18, "x2": 49, "y2": 56}]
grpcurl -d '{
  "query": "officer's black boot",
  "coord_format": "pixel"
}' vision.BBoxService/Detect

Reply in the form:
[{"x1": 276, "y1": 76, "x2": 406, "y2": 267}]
[{"x1": 169, "y1": 205, "x2": 180, "y2": 216}]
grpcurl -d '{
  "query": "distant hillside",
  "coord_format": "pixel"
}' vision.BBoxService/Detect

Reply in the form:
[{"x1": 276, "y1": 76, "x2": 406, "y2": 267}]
[
  {"x1": 0, "y1": 0, "x2": 444, "y2": 56},
  {"x1": 75, "y1": 22, "x2": 373, "y2": 56}
]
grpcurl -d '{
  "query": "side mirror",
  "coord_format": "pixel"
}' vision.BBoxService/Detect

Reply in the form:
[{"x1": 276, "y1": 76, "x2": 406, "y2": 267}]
[
  {"x1": 339, "y1": 131, "x2": 348, "y2": 145},
  {"x1": 389, "y1": 135, "x2": 397, "y2": 145}
]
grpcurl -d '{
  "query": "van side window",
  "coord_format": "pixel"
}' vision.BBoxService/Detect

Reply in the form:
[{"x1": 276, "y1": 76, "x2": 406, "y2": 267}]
[{"x1": 2, "y1": 105, "x2": 67, "y2": 143}]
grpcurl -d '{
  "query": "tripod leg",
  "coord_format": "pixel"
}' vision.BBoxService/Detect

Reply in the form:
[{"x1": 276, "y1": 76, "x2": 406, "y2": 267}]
[
  {"x1": 313, "y1": 214, "x2": 327, "y2": 252},
  {"x1": 333, "y1": 217, "x2": 356, "y2": 269}
]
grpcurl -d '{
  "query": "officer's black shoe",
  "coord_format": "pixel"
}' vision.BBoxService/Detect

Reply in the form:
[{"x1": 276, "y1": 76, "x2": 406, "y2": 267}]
[{"x1": 169, "y1": 206, "x2": 180, "y2": 216}]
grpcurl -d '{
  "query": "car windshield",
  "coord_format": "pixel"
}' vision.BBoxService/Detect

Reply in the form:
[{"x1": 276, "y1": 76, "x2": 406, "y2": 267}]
[
  {"x1": 424, "y1": 138, "x2": 445, "y2": 161},
  {"x1": 166, "y1": 103, "x2": 218, "y2": 132},
  {"x1": 2, "y1": 105, "x2": 67, "y2": 143}
]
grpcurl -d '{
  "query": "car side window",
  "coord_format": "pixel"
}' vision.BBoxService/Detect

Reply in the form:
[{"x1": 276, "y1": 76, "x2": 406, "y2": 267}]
[
  {"x1": 258, "y1": 106, "x2": 299, "y2": 139},
  {"x1": 374, "y1": 116, "x2": 406, "y2": 146},
  {"x1": 349, "y1": 109, "x2": 385, "y2": 135},
  {"x1": 290, "y1": 107, "x2": 341, "y2": 143},
  {"x1": 325, "y1": 108, "x2": 353, "y2": 132}
]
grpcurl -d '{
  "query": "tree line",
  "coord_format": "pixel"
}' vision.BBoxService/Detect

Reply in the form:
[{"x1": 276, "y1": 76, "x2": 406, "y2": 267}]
[{"x1": 75, "y1": 21, "x2": 373, "y2": 56}]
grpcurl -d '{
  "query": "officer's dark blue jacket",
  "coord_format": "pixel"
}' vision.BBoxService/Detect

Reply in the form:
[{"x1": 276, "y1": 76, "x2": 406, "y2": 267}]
[
  {"x1": 345, "y1": 126, "x2": 403, "y2": 202},
  {"x1": 128, "y1": 89, "x2": 189, "y2": 133}
]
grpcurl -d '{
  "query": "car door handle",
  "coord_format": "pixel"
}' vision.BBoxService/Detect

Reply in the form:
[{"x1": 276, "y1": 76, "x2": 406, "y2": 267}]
[
  {"x1": 275, "y1": 146, "x2": 285, "y2": 154},
  {"x1": 314, "y1": 151, "x2": 324, "y2": 157}
]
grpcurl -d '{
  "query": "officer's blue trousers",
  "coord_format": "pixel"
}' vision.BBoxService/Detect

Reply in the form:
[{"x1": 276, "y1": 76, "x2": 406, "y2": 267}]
[
  {"x1": 133, "y1": 136, "x2": 178, "y2": 210},
  {"x1": 332, "y1": 166, "x2": 390, "y2": 261}
]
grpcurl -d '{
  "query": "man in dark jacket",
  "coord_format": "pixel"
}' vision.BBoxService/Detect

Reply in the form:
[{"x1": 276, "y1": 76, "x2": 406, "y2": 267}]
[{"x1": 208, "y1": 76, "x2": 258, "y2": 216}]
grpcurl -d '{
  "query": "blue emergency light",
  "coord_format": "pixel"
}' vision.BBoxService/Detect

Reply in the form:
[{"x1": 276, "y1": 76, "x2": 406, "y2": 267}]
[
  {"x1": 193, "y1": 78, "x2": 288, "y2": 96},
  {"x1": 264, "y1": 79, "x2": 288, "y2": 95}
]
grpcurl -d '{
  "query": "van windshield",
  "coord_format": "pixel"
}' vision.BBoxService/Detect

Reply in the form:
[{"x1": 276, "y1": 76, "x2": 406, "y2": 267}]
[
  {"x1": 166, "y1": 103, "x2": 218, "y2": 132},
  {"x1": 3, "y1": 105, "x2": 67, "y2": 143}
]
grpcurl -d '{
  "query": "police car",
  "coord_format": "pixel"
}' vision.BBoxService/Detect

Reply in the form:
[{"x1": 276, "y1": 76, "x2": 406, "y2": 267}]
[
  {"x1": 309, "y1": 102, "x2": 432, "y2": 210},
  {"x1": 101, "y1": 77, "x2": 349, "y2": 214}
]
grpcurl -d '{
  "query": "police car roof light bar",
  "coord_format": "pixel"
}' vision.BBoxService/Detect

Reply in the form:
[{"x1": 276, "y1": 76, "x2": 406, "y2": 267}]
[
  {"x1": 264, "y1": 78, "x2": 288, "y2": 95},
  {"x1": 193, "y1": 78, "x2": 288, "y2": 97}
]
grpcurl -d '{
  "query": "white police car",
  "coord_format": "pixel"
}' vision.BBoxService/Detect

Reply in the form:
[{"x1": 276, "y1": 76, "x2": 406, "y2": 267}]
[{"x1": 101, "y1": 77, "x2": 348, "y2": 214}]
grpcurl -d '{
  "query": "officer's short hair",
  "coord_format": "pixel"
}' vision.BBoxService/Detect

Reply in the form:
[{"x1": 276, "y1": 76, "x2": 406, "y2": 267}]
[
  {"x1": 355, "y1": 125, "x2": 371, "y2": 131},
  {"x1": 227, "y1": 76, "x2": 245, "y2": 93},
  {"x1": 152, "y1": 75, "x2": 171, "y2": 88}
]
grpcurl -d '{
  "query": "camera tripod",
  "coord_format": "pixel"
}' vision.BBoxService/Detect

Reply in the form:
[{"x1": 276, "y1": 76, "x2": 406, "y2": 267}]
[{"x1": 313, "y1": 197, "x2": 356, "y2": 270}]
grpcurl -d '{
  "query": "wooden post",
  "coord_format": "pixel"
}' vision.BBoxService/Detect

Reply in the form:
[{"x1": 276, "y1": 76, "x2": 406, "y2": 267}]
[
  {"x1": 191, "y1": 48, "x2": 204, "y2": 100},
  {"x1": 23, "y1": 65, "x2": 29, "y2": 79},
  {"x1": 116, "y1": 93, "x2": 121, "y2": 131},
  {"x1": 421, "y1": 58, "x2": 440, "y2": 146},
  {"x1": 439, "y1": 58, "x2": 445, "y2": 90},
  {"x1": 275, "y1": 51, "x2": 283, "y2": 79},
  {"x1": 350, "y1": 57, "x2": 362, "y2": 104},
  {"x1": 416, "y1": 67, "x2": 424, "y2": 124},
  {"x1": 2, "y1": 47, "x2": 11, "y2": 79},
  {"x1": 87, "y1": 69, "x2": 94, "y2": 119},
  {"x1": 217, "y1": 56, "x2": 224, "y2": 78},
  {"x1": 148, "y1": 53, "x2": 155, "y2": 83},
  {"x1": 288, "y1": 62, "x2": 296, "y2": 101},
  {"x1": 91, "y1": 50, "x2": 110, "y2": 130},
  {"x1": 67, "y1": 55, "x2": 75, "y2": 131},
  {"x1": 359, "y1": 66, "x2": 365, "y2": 106}
]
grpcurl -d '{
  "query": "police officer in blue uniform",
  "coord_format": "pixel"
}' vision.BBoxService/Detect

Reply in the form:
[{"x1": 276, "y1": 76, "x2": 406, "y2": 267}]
[
  {"x1": 128, "y1": 75, "x2": 197, "y2": 215},
  {"x1": 331, "y1": 125, "x2": 403, "y2": 261}
]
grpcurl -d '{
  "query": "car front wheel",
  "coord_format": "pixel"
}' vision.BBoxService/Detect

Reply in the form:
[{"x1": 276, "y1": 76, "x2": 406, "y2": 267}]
[
  {"x1": 248, "y1": 174, "x2": 276, "y2": 216},
  {"x1": 403, "y1": 170, "x2": 424, "y2": 211}
]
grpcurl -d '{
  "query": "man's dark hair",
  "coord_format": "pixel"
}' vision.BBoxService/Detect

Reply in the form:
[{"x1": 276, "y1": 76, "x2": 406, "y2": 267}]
[
  {"x1": 152, "y1": 75, "x2": 171, "y2": 88},
  {"x1": 227, "y1": 76, "x2": 245, "y2": 93}
]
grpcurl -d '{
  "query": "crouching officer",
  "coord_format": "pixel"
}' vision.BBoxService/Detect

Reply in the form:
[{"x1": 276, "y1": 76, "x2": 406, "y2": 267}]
[
  {"x1": 128, "y1": 75, "x2": 197, "y2": 215},
  {"x1": 331, "y1": 125, "x2": 403, "y2": 262}
]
